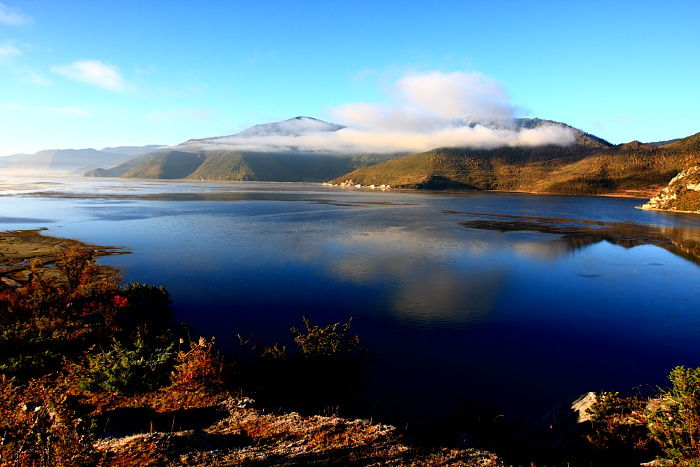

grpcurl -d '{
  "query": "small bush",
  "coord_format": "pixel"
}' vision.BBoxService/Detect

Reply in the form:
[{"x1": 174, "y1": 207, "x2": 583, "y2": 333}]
[
  {"x1": 647, "y1": 366, "x2": 700, "y2": 463},
  {"x1": 170, "y1": 336, "x2": 225, "y2": 393},
  {"x1": 247, "y1": 317, "x2": 368, "y2": 413},
  {"x1": 78, "y1": 333, "x2": 175, "y2": 394},
  {"x1": 586, "y1": 391, "x2": 655, "y2": 457},
  {"x1": 291, "y1": 316, "x2": 362, "y2": 361},
  {"x1": 117, "y1": 282, "x2": 172, "y2": 332},
  {"x1": 56, "y1": 246, "x2": 99, "y2": 290}
]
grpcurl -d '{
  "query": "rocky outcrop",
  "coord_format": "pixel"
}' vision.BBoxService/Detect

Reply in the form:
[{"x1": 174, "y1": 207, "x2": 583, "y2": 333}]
[
  {"x1": 94, "y1": 397, "x2": 501, "y2": 466},
  {"x1": 641, "y1": 166, "x2": 700, "y2": 214}
]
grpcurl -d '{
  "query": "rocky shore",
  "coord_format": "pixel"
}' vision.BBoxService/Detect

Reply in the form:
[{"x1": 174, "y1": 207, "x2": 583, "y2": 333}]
[
  {"x1": 94, "y1": 397, "x2": 500, "y2": 466},
  {"x1": 641, "y1": 165, "x2": 700, "y2": 214}
]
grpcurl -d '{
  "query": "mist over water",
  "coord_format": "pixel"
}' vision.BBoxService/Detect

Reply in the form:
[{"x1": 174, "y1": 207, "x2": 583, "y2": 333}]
[{"x1": 1, "y1": 176, "x2": 699, "y2": 422}]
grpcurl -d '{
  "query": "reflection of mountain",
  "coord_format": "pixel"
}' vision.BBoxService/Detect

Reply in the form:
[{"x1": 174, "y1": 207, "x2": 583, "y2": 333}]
[
  {"x1": 452, "y1": 211, "x2": 700, "y2": 265},
  {"x1": 512, "y1": 237, "x2": 601, "y2": 260}
]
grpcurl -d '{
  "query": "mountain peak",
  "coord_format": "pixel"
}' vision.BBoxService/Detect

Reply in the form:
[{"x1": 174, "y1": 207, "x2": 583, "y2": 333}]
[
  {"x1": 232, "y1": 116, "x2": 345, "y2": 138},
  {"x1": 461, "y1": 117, "x2": 612, "y2": 148},
  {"x1": 183, "y1": 117, "x2": 346, "y2": 146}
]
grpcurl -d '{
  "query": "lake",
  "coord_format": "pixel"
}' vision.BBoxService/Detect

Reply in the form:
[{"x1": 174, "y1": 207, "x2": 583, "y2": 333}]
[{"x1": 1, "y1": 176, "x2": 699, "y2": 425}]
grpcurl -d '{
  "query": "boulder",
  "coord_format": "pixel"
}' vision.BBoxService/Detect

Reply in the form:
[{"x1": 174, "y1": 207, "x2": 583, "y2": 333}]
[{"x1": 641, "y1": 166, "x2": 700, "y2": 214}]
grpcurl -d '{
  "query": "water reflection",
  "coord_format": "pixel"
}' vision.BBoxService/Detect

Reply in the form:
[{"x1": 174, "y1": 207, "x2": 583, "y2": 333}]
[
  {"x1": 448, "y1": 211, "x2": 700, "y2": 264},
  {"x1": 0, "y1": 177, "x2": 698, "y2": 421}
]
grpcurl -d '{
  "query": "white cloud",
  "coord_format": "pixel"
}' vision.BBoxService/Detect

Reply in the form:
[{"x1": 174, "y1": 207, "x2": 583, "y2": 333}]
[
  {"x1": 333, "y1": 71, "x2": 514, "y2": 131},
  {"x1": 0, "y1": 3, "x2": 30, "y2": 25},
  {"x1": 134, "y1": 64, "x2": 156, "y2": 76},
  {"x1": 398, "y1": 71, "x2": 512, "y2": 120},
  {"x1": 41, "y1": 106, "x2": 90, "y2": 117},
  {"x1": 0, "y1": 43, "x2": 20, "y2": 61},
  {"x1": 18, "y1": 71, "x2": 52, "y2": 86},
  {"x1": 1, "y1": 102, "x2": 89, "y2": 117},
  {"x1": 51, "y1": 60, "x2": 127, "y2": 91}
]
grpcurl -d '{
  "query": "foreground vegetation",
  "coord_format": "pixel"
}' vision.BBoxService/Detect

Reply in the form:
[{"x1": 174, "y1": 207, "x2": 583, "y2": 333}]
[
  {"x1": 583, "y1": 367, "x2": 700, "y2": 466},
  {"x1": 0, "y1": 233, "x2": 697, "y2": 465}
]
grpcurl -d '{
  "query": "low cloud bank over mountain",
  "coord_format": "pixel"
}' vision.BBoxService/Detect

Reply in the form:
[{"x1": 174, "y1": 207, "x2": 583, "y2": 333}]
[{"x1": 185, "y1": 71, "x2": 575, "y2": 154}]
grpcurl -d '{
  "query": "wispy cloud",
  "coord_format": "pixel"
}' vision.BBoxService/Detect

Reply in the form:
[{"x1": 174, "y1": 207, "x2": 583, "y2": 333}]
[
  {"x1": 51, "y1": 60, "x2": 127, "y2": 91},
  {"x1": 159, "y1": 83, "x2": 205, "y2": 98},
  {"x1": 333, "y1": 71, "x2": 514, "y2": 131},
  {"x1": 0, "y1": 43, "x2": 20, "y2": 61},
  {"x1": 146, "y1": 108, "x2": 219, "y2": 122},
  {"x1": 134, "y1": 64, "x2": 156, "y2": 76},
  {"x1": 1, "y1": 102, "x2": 89, "y2": 117},
  {"x1": 17, "y1": 71, "x2": 53, "y2": 86},
  {"x1": 0, "y1": 3, "x2": 30, "y2": 25}
]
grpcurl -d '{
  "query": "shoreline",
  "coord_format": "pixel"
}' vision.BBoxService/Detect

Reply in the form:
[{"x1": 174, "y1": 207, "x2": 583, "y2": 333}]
[
  {"x1": 0, "y1": 228, "x2": 126, "y2": 280},
  {"x1": 636, "y1": 205, "x2": 700, "y2": 215},
  {"x1": 322, "y1": 180, "x2": 658, "y2": 200},
  {"x1": 0, "y1": 173, "x2": 663, "y2": 202}
]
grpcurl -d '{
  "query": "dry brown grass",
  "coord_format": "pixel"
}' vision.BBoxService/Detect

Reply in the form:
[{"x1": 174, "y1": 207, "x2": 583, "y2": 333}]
[{"x1": 96, "y1": 399, "x2": 501, "y2": 466}]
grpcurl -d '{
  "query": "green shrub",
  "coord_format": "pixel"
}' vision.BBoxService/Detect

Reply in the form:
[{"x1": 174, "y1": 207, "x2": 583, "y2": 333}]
[
  {"x1": 123, "y1": 283, "x2": 170, "y2": 310},
  {"x1": 586, "y1": 391, "x2": 654, "y2": 455},
  {"x1": 291, "y1": 316, "x2": 361, "y2": 361},
  {"x1": 647, "y1": 366, "x2": 700, "y2": 463},
  {"x1": 0, "y1": 321, "x2": 73, "y2": 376},
  {"x1": 79, "y1": 334, "x2": 175, "y2": 394},
  {"x1": 234, "y1": 317, "x2": 368, "y2": 413},
  {"x1": 117, "y1": 282, "x2": 172, "y2": 332}
]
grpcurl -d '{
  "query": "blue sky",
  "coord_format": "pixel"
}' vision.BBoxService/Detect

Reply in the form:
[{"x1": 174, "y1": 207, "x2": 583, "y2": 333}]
[{"x1": 1, "y1": 0, "x2": 699, "y2": 155}]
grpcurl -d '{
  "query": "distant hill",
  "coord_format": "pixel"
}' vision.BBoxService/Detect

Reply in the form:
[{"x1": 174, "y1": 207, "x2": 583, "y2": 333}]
[
  {"x1": 92, "y1": 117, "x2": 400, "y2": 182},
  {"x1": 0, "y1": 145, "x2": 164, "y2": 175},
  {"x1": 120, "y1": 149, "x2": 395, "y2": 182},
  {"x1": 83, "y1": 151, "x2": 169, "y2": 177},
  {"x1": 98, "y1": 145, "x2": 166, "y2": 157},
  {"x1": 332, "y1": 121, "x2": 700, "y2": 197},
  {"x1": 85, "y1": 117, "x2": 700, "y2": 200}
]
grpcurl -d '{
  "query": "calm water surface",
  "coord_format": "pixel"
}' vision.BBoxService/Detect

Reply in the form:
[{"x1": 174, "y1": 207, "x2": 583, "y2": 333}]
[{"x1": 1, "y1": 176, "x2": 699, "y2": 423}]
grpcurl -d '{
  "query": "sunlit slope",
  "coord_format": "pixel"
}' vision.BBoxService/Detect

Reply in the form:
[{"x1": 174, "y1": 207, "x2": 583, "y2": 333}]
[
  {"x1": 122, "y1": 151, "x2": 206, "y2": 179},
  {"x1": 84, "y1": 152, "x2": 162, "y2": 177},
  {"x1": 120, "y1": 149, "x2": 397, "y2": 182},
  {"x1": 333, "y1": 132, "x2": 700, "y2": 195}
]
